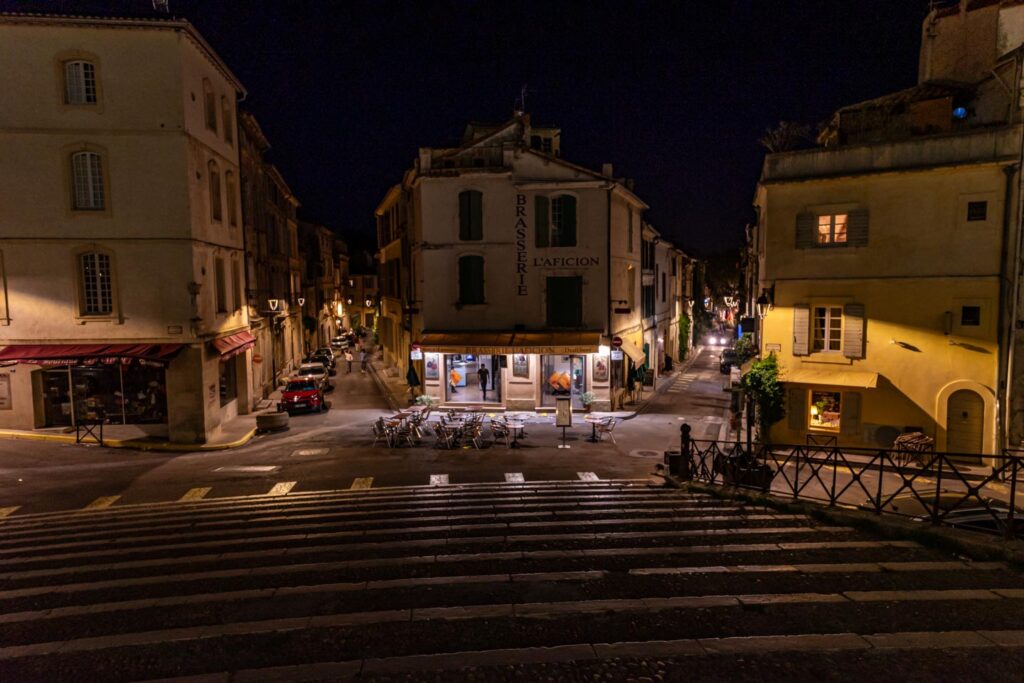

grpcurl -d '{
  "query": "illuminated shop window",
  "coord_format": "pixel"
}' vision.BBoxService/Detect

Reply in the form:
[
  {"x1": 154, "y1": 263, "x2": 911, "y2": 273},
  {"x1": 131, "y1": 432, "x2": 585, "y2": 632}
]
[{"x1": 809, "y1": 391, "x2": 841, "y2": 431}]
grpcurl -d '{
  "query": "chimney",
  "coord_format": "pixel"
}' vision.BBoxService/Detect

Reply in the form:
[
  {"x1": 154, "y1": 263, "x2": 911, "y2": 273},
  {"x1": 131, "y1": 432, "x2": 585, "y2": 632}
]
[{"x1": 601, "y1": 163, "x2": 613, "y2": 178}]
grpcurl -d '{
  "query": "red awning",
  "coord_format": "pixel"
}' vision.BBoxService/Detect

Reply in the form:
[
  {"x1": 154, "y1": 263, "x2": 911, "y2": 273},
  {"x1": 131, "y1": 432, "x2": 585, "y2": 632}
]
[
  {"x1": 0, "y1": 344, "x2": 184, "y2": 367},
  {"x1": 212, "y1": 331, "x2": 256, "y2": 360}
]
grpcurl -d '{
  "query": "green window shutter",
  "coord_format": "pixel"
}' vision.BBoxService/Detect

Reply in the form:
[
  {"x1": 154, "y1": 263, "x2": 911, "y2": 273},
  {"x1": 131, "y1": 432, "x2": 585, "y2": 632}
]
[
  {"x1": 840, "y1": 391, "x2": 862, "y2": 437},
  {"x1": 458, "y1": 255, "x2": 484, "y2": 304},
  {"x1": 792, "y1": 304, "x2": 810, "y2": 356},
  {"x1": 847, "y1": 208, "x2": 869, "y2": 246},
  {"x1": 787, "y1": 388, "x2": 807, "y2": 431},
  {"x1": 795, "y1": 212, "x2": 815, "y2": 249},
  {"x1": 842, "y1": 303, "x2": 866, "y2": 359},
  {"x1": 459, "y1": 190, "x2": 482, "y2": 241},
  {"x1": 546, "y1": 276, "x2": 582, "y2": 327},
  {"x1": 535, "y1": 196, "x2": 549, "y2": 248},
  {"x1": 559, "y1": 195, "x2": 577, "y2": 246}
]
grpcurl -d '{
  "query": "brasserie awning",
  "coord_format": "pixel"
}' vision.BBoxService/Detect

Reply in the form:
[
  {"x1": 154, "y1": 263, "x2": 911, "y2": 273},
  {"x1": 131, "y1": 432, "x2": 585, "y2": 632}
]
[
  {"x1": 0, "y1": 343, "x2": 184, "y2": 366},
  {"x1": 618, "y1": 338, "x2": 647, "y2": 365},
  {"x1": 212, "y1": 331, "x2": 256, "y2": 360},
  {"x1": 419, "y1": 331, "x2": 602, "y2": 355}
]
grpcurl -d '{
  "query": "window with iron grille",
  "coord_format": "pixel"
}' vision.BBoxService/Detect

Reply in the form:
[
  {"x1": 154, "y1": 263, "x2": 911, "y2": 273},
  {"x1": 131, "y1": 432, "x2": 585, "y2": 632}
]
[
  {"x1": 64, "y1": 61, "x2": 97, "y2": 104},
  {"x1": 71, "y1": 152, "x2": 104, "y2": 210},
  {"x1": 80, "y1": 252, "x2": 113, "y2": 315}
]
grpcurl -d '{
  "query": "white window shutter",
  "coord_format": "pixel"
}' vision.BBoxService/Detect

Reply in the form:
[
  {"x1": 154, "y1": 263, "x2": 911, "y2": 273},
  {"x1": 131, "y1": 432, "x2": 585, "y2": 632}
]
[
  {"x1": 840, "y1": 391, "x2": 862, "y2": 436},
  {"x1": 792, "y1": 304, "x2": 810, "y2": 356},
  {"x1": 787, "y1": 388, "x2": 806, "y2": 431},
  {"x1": 843, "y1": 303, "x2": 865, "y2": 359}
]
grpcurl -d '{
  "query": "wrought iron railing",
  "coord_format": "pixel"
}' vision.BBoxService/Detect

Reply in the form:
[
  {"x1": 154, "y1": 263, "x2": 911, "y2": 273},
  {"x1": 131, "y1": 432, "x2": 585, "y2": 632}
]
[{"x1": 677, "y1": 425, "x2": 1022, "y2": 540}]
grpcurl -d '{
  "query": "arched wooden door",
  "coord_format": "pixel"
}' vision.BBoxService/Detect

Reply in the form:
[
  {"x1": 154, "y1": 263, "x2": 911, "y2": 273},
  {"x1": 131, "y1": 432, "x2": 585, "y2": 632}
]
[{"x1": 946, "y1": 389, "x2": 984, "y2": 454}]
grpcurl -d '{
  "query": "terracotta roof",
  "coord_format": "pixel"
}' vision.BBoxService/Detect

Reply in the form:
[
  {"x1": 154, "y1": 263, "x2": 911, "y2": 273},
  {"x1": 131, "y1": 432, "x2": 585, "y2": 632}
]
[{"x1": 836, "y1": 81, "x2": 971, "y2": 114}]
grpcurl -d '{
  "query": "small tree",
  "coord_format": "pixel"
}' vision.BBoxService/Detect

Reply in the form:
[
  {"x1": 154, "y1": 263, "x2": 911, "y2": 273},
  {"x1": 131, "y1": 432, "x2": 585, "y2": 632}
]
[
  {"x1": 678, "y1": 313, "x2": 691, "y2": 360},
  {"x1": 740, "y1": 353, "x2": 785, "y2": 442}
]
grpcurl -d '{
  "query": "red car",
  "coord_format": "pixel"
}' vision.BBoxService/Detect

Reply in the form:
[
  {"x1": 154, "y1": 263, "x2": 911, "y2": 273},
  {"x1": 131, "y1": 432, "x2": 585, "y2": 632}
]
[{"x1": 278, "y1": 378, "x2": 326, "y2": 415}]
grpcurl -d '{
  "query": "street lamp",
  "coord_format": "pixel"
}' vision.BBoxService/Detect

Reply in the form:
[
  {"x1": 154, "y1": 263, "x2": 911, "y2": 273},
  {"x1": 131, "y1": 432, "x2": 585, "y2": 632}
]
[
  {"x1": 297, "y1": 297, "x2": 306, "y2": 307},
  {"x1": 268, "y1": 298, "x2": 280, "y2": 311},
  {"x1": 756, "y1": 290, "x2": 772, "y2": 319}
]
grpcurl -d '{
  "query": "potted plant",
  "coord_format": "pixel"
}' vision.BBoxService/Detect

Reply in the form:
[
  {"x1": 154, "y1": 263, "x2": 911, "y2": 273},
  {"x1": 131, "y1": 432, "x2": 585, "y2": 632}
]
[
  {"x1": 415, "y1": 395, "x2": 438, "y2": 408},
  {"x1": 580, "y1": 391, "x2": 597, "y2": 412}
]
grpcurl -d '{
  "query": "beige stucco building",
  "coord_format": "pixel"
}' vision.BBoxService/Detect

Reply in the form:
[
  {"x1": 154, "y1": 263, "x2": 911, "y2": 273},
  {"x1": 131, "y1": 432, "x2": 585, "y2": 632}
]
[
  {"x1": 375, "y1": 115, "x2": 688, "y2": 411},
  {"x1": 753, "y1": 0, "x2": 1024, "y2": 456},
  {"x1": 0, "y1": 12, "x2": 255, "y2": 443}
]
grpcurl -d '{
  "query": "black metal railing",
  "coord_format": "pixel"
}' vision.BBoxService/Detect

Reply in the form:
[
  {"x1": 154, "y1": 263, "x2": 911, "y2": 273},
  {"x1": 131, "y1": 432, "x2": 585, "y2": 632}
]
[{"x1": 677, "y1": 424, "x2": 1022, "y2": 540}]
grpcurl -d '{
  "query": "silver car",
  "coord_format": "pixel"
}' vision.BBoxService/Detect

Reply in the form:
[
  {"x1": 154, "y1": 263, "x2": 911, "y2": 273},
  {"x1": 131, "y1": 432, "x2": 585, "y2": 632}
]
[{"x1": 295, "y1": 362, "x2": 330, "y2": 391}]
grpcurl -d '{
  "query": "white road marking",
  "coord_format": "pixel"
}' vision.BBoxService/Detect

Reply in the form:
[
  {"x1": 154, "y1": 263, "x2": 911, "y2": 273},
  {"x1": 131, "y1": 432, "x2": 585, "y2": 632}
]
[
  {"x1": 291, "y1": 448, "x2": 329, "y2": 457},
  {"x1": 430, "y1": 474, "x2": 450, "y2": 486},
  {"x1": 84, "y1": 495, "x2": 120, "y2": 510},
  {"x1": 266, "y1": 481, "x2": 297, "y2": 496},
  {"x1": 0, "y1": 506, "x2": 20, "y2": 520},
  {"x1": 350, "y1": 477, "x2": 374, "y2": 490},
  {"x1": 577, "y1": 472, "x2": 600, "y2": 482},
  {"x1": 178, "y1": 487, "x2": 211, "y2": 502},
  {"x1": 505, "y1": 472, "x2": 525, "y2": 483},
  {"x1": 214, "y1": 466, "x2": 279, "y2": 473}
]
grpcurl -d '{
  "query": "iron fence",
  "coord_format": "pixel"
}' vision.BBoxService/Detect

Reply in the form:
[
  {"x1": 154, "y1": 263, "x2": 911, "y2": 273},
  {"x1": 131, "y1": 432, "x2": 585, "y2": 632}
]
[{"x1": 678, "y1": 425, "x2": 1022, "y2": 540}]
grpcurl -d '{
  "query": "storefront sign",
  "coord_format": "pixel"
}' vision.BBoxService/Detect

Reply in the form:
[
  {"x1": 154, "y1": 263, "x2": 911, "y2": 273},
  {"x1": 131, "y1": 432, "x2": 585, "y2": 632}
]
[
  {"x1": 410, "y1": 349, "x2": 423, "y2": 360},
  {"x1": 424, "y1": 354, "x2": 439, "y2": 380},
  {"x1": 593, "y1": 355, "x2": 609, "y2": 382},
  {"x1": 555, "y1": 397, "x2": 573, "y2": 427},
  {"x1": 515, "y1": 194, "x2": 528, "y2": 295},
  {"x1": 766, "y1": 343, "x2": 781, "y2": 352},
  {"x1": 512, "y1": 353, "x2": 529, "y2": 378},
  {"x1": 531, "y1": 256, "x2": 600, "y2": 267}
]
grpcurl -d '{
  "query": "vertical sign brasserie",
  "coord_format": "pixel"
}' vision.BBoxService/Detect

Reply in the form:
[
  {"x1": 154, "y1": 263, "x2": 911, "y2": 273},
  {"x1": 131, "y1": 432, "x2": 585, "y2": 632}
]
[{"x1": 515, "y1": 193, "x2": 528, "y2": 295}]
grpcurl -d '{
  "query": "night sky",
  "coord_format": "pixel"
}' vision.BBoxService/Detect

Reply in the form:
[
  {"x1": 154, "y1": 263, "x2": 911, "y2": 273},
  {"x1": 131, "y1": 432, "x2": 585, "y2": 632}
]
[{"x1": 6, "y1": 0, "x2": 930, "y2": 254}]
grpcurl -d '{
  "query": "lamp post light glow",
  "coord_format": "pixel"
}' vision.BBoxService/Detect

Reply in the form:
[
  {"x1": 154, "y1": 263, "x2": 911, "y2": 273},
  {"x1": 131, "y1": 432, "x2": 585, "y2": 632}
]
[
  {"x1": 598, "y1": 344, "x2": 610, "y2": 356},
  {"x1": 756, "y1": 290, "x2": 771, "y2": 319},
  {"x1": 297, "y1": 297, "x2": 306, "y2": 307},
  {"x1": 268, "y1": 298, "x2": 279, "y2": 311}
]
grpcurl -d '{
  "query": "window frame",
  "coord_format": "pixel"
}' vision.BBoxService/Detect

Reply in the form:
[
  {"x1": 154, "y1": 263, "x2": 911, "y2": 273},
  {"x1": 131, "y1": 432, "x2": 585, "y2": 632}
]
[
  {"x1": 961, "y1": 305, "x2": 981, "y2": 327},
  {"x1": 208, "y1": 160, "x2": 222, "y2": 222},
  {"x1": 808, "y1": 390, "x2": 842, "y2": 432},
  {"x1": 63, "y1": 60, "x2": 98, "y2": 105},
  {"x1": 812, "y1": 305, "x2": 844, "y2": 353},
  {"x1": 457, "y1": 254, "x2": 485, "y2": 306},
  {"x1": 70, "y1": 150, "x2": 106, "y2": 212},
  {"x1": 816, "y1": 213, "x2": 848, "y2": 246},
  {"x1": 966, "y1": 201, "x2": 988, "y2": 222},
  {"x1": 458, "y1": 189, "x2": 483, "y2": 241},
  {"x1": 75, "y1": 248, "x2": 118, "y2": 319},
  {"x1": 56, "y1": 52, "x2": 104, "y2": 109}
]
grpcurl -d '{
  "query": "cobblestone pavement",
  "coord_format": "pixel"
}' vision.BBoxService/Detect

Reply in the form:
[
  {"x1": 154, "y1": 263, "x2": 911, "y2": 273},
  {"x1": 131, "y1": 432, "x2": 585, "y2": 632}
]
[{"x1": 1, "y1": 479, "x2": 1022, "y2": 680}]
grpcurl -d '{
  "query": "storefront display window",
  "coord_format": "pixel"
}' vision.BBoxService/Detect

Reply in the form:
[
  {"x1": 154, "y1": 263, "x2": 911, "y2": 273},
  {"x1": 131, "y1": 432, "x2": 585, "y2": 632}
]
[
  {"x1": 445, "y1": 354, "x2": 501, "y2": 403},
  {"x1": 40, "y1": 364, "x2": 168, "y2": 427},
  {"x1": 541, "y1": 355, "x2": 585, "y2": 409},
  {"x1": 809, "y1": 390, "x2": 841, "y2": 431},
  {"x1": 220, "y1": 358, "x2": 237, "y2": 406}
]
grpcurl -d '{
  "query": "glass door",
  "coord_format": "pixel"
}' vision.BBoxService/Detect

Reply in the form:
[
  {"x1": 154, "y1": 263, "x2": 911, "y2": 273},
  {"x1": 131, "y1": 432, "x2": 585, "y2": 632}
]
[
  {"x1": 541, "y1": 355, "x2": 586, "y2": 409},
  {"x1": 42, "y1": 368, "x2": 73, "y2": 427}
]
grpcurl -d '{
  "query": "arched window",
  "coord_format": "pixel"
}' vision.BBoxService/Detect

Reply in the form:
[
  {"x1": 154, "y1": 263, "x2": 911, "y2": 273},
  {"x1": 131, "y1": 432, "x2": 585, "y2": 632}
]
[
  {"x1": 221, "y1": 96, "x2": 234, "y2": 144},
  {"x1": 202, "y1": 79, "x2": 217, "y2": 132},
  {"x1": 458, "y1": 255, "x2": 484, "y2": 305},
  {"x1": 208, "y1": 160, "x2": 222, "y2": 221},
  {"x1": 64, "y1": 61, "x2": 97, "y2": 104},
  {"x1": 225, "y1": 171, "x2": 237, "y2": 226},
  {"x1": 71, "y1": 151, "x2": 104, "y2": 210},
  {"x1": 79, "y1": 252, "x2": 113, "y2": 315},
  {"x1": 458, "y1": 190, "x2": 483, "y2": 240},
  {"x1": 534, "y1": 194, "x2": 577, "y2": 247}
]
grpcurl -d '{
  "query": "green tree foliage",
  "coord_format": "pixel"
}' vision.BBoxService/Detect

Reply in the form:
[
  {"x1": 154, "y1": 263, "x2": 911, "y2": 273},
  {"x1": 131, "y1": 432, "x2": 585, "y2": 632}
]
[
  {"x1": 740, "y1": 353, "x2": 786, "y2": 442},
  {"x1": 678, "y1": 313, "x2": 691, "y2": 360}
]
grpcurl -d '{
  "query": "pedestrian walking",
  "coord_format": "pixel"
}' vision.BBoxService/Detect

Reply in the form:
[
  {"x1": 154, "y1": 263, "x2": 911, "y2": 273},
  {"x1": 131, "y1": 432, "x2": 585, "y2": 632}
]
[
  {"x1": 449, "y1": 367, "x2": 461, "y2": 394},
  {"x1": 477, "y1": 364, "x2": 490, "y2": 399},
  {"x1": 359, "y1": 349, "x2": 367, "y2": 374},
  {"x1": 344, "y1": 350, "x2": 353, "y2": 374}
]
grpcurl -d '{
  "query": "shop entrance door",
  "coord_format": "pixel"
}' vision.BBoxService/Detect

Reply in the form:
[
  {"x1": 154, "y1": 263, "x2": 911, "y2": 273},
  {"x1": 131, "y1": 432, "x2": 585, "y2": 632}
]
[
  {"x1": 541, "y1": 355, "x2": 586, "y2": 409},
  {"x1": 445, "y1": 354, "x2": 501, "y2": 403},
  {"x1": 41, "y1": 368, "x2": 73, "y2": 427}
]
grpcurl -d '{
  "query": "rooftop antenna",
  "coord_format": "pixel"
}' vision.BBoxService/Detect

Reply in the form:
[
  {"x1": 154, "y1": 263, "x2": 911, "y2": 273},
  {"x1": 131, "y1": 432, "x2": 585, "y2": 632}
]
[
  {"x1": 152, "y1": 0, "x2": 170, "y2": 13},
  {"x1": 514, "y1": 84, "x2": 532, "y2": 116}
]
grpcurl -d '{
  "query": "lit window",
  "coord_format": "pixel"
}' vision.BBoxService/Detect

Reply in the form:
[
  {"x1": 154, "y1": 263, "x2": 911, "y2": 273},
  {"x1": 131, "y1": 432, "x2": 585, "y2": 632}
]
[
  {"x1": 809, "y1": 391, "x2": 841, "y2": 431},
  {"x1": 64, "y1": 61, "x2": 97, "y2": 104},
  {"x1": 812, "y1": 306, "x2": 843, "y2": 352},
  {"x1": 817, "y1": 214, "x2": 847, "y2": 244},
  {"x1": 80, "y1": 252, "x2": 113, "y2": 315},
  {"x1": 71, "y1": 152, "x2": 104, "y2": 210}
]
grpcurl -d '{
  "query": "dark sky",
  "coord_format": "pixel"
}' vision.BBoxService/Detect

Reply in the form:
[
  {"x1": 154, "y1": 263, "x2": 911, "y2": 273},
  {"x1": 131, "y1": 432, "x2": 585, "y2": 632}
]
[{"x1": 7, "y1": 0, "x2": 930, "y2": 254}]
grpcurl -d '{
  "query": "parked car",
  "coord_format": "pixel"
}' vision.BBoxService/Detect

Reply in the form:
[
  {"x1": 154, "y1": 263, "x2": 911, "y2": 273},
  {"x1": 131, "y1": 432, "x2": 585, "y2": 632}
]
[
  {"x1": 278, "y1": 378, "x2": 326, "y2": 415},
  {"x1": 307, "y1": 349, "x2": 336, "y2": 374},
  {"x1": 719, "y1": 348, "x2": 739, "y2": 374},
  {"x1": 330, "y1": 336, "x2": 349, "y2": 350},
  {"x1": 294, "y1": 362, "x2": 330, "y2": 391}
]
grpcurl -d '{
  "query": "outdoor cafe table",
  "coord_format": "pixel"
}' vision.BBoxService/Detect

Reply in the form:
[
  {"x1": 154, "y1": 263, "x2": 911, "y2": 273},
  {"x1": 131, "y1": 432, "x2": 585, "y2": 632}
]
[
  {"x1": 506, "y1": 420, "x2": 526, "y2": 449},
  {"x1": 584, "y1": 414, "x2": 605, "y2": 442}
]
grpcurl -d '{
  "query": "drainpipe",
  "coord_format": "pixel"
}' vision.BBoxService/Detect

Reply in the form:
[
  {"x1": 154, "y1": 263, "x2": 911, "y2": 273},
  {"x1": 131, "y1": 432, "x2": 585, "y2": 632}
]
[
  {"x1": 606, "y1": 185, "x2": 613, "y2": 405},
  {"x1": 1003, "y1": 115, "x2": 1024, "y2": 457}
]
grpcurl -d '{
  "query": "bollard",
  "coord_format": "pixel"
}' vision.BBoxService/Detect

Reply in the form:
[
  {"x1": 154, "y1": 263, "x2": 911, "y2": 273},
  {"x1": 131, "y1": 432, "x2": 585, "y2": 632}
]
[
  {"x1": 679, "y1": 423, "x2": 692, "y2": 480},
  {"x1": 664, "y1": 450, "x2": 682, "y2": 476}
]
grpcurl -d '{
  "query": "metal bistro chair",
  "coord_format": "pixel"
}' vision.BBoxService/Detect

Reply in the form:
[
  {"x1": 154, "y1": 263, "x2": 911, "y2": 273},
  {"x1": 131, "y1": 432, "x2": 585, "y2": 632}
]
[
  {"x1": 595, "y1": 417, "x2": 618, "y2": 444},
  {"x1": 464, "y1": 422, "x2": 485, "y2": 450},
  {"x1": 490, "y1": 420, "x2": 511, "y2": 448},
  {"x1": 432, "y1": 422, "x2": 457, "y2": 449},
  {"x1": 372, "y1": 418, "x2": 393, "y2": 448}
]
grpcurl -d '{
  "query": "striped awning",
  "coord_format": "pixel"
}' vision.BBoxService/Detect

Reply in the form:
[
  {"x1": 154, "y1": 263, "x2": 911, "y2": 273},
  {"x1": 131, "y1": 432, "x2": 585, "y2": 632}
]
[
  {"x1": 0, "y1": 344, "x2": 183, "y2": 367},
  {"x1": 212, "y1": 331, "x2": 256, "y2": 360},
  {"x1": 419, "y1": 331, "x2": 601, "y2": 355}
]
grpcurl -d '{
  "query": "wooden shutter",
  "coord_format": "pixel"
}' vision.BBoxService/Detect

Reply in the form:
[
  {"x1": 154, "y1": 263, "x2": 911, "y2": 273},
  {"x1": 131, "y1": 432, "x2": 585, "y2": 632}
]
[
  {"x1": 459, "y1": 191, "x2": 482, "y2": 241},
  {"x1": 546, "y1": 276, "x2": 582, "y2": 327},
  {"x1": 840, "y1": 391, "x2": 862, "y2": 436},
  {"x1": 842, "y1": 303, "x2": 865, "y2": 359},
  {"x1": 787, "y1": 388, "x2": 807, "y2": 431},
  {"x1": 561, "y1": 195, "x2": 577, "y2": 246},
  {"x1": 535, "y1": 196, "x2": 549, "y2": 247},
  {"x1": 795, "y1": 212, "x2": 815, "y2": 249},
  {"x1": 792, "y1": 304, "x2": 810, "y2": 356},
  {"x1": 847, "y1": 208, "x2": 868, "y2": 246},
  {"x1": 458, "y1": 256, "x2": 484, "y2": 304}
]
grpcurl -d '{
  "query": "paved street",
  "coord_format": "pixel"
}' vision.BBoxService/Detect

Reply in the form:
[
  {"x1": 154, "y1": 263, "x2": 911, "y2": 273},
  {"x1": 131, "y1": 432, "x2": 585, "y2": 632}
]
[
  {"x1": 1, "y1": 479, "x2": 1023, "y2": 680},
  {"x1": 0, "y1": 349, "x2": 730, "y2": 516}
]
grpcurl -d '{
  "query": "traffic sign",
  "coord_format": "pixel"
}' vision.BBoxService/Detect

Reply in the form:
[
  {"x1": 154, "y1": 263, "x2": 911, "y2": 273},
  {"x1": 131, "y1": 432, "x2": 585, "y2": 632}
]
[{"x1": 611, "y1": 336, "x2": 623, "y2": 348}]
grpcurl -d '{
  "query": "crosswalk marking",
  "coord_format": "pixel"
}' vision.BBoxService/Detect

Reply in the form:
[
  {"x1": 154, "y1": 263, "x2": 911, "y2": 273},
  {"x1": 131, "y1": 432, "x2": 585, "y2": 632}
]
[
  {"x1": 351, "y1": 477, "x2": 374, "y2": 490},
  {"x1": 214, "y1": 466, "x2": 279, "y2": 473},
  {"x1": 178, "y1": 487, "x2": 211, "y2": 502},
  {"x1": 266, "y1": 481, "x2": 297, "y2": 496},
  {"x1": 504, "y1": 472, "x2": 525, "y2": 483},
  {"x1": 0, "y1": 506, "x2": 20, "y2": 520},
  {"x1": 430, "y1": 474, "x2": 450, "y2": 486},
  {"x1": 84, "y1": 495, "x2": 120, "y2": 510},
  {"x1": 577, "y1": 472, "x2": 600, "y2": 482}
]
